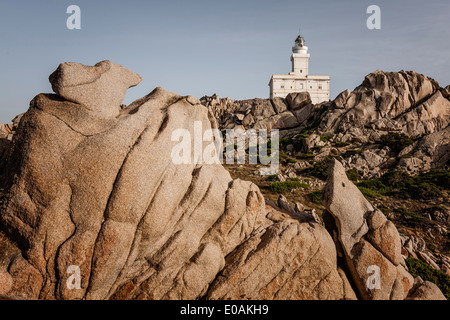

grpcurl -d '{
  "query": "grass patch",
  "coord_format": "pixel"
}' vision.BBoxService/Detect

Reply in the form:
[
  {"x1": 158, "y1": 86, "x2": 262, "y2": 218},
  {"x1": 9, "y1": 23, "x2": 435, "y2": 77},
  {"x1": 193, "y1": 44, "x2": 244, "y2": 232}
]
[
  {"x1": 333, "y1": 141, "x2": 351, "y2": 147},
  {"x1": 299, "y1": 153, "x2": 315, "y2": 160},
  {"x1": 309, "y1": 190, "x2": 323, "y2": 205},
  {"x1": 346, "y1": 168, "x2": 360, "y2": 181},
  {"x1": 393, "y1": 207, "x2": 430, "y2": 228},
  {"x1": 398, "y1": 153, "x2": 413, "y2": 159},
  {"x1": 406, "y1": 257, "x2": 450, "y2": 299},
  {"x1": 357, "y1": 186, "x2": 382, "y2": 199},
  {"x1": 268, "y1": 180, "x2": 310, "y2": 194},
  {"x1": 355, "y1": 169, "x2": 449, "y2": 200},
  {"x1": 320, "y1": 134, "x2": 333, "y2": 142}
]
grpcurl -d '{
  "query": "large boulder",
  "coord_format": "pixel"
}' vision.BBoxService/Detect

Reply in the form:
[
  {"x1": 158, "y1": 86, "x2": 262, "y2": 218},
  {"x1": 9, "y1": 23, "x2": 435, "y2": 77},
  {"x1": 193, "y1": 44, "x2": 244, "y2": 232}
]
[
  {"x1": 49, "y1": 60, "x2": 142, "y2": 118},
  {"x1": 322, "y1": 159, "x2": 372, "y2": 257},
  {"x1": 406, "y1": 277, "x2": 446, "y2": 300},
  {"x1": 206, "y1": 208, "x2": 351, "y2": 300},
  {"x1": 0, "y1": 61, "x2": 352, "y2": 300},
  {"x1": 319, "y1": 70, "x2": 450, "y2": 139},
  {"x1": 322, "y1": 159, "x2": 443, "y2": 300},
  {"x1": 285, "y1": 92, "x2": 312, "y2": 111}
]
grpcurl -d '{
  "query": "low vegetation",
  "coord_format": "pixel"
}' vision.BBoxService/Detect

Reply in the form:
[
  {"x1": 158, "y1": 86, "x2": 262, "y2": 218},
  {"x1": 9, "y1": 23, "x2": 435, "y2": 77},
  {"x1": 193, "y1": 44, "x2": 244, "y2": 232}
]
[
  {"x1": 309, "y1": 190, "x2": 323, "y2": 205},
  {"x1": 311, "y1": 155, "x2": 342, "y2": 180},
  {"x1": 355, "y1": 169, "x2": 449, "y2": 200},
  {"x1": 346, "y1": 168, "x2": 360, "y2": 181},
  {"x1": 406, "y1": 257, "x2": 450, "y2": 299},
  {"x1": 393, "y1": 207, "x2": 431, "y2": 228},
  {"x1": 320, "y1": 134, "x2": 333, "y2": 142},
  {"x1": 333, "y1": 141, "x2": 351, "y2": 147},
  {"x1": 378, "y1": 132, "x2": 414, "y2": 153},
  {"x1": 268, "y1": 180, "x2": 309, "y2": 194}
]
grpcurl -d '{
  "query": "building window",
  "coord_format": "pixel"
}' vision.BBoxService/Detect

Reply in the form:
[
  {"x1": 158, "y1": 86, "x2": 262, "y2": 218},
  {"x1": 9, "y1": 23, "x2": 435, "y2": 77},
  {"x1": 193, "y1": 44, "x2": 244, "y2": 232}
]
[
  {"x1": 300, "y1": 70, "x2": 302, "y2": 73},
  {"x1": 318, "y1": 84, "x2": 322, "y2": 90},
  {"x1": 281, "y1": 85, "x2": 284, "y2": 89}
]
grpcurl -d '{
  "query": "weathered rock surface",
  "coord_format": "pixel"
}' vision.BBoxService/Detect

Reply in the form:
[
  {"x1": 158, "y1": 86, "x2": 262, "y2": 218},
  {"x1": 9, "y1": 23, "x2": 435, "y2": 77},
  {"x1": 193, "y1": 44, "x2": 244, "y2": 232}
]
[
  {"x1": 49, "y1": 60, "x2": 142, "y2": 119},
  {"x1": 0, "y1": 62, "x2": 445, "y2": 301},
  {"x1": 322, "y1": 158, "x2": 444, "y2": 300},
  {"x1": 201, "y1": 92, "x2": 315, "y2": 131},
  {"x1": 0, "y1": 61, "x2": 354, "y2": 300},
  {"x1": 400, "y1": 233, "x2": 450, "y2": 276},
  {"x1": 206, "y1": 207, "x2": 349, "y2": 300},
  {"x1": 319, "y1": 70, "x2": 449, "y2": 139},
  {"x1": 323, "y1": 159, "x2": 372, "y2": 258},
  {"x1": 0, "y1": 271, "x2": 13, "y2": 295},
  {"x1": 406, "y1": 277, "x2": 446, "y2": 300}
]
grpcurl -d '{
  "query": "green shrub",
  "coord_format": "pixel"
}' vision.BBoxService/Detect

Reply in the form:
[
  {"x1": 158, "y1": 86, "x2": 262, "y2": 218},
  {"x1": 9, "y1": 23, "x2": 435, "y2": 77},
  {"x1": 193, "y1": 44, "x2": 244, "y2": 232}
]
[
  {"x1": 346, "y1": 168, "x2": 360, "y2": 181},
  {"x1": 378, "y1": 206, "x2": 389, "y2": 214},
  {"x1": 268, "y1": 180, "x2": 309, "y2": 194},
  {"x1": 393, "y1": 207, "x2": 430, "y2": 227},
  {"x1": 357, "y1": 186, "x2": 382, "y2": 199},
  {"x1": 334, "y1": 141, "x2": 351, "y2": 147},
  {"x1": 356, "y1": 179, "x2": 391, "y2": 195},
  {"x1": 381, "y1": 170, "x2": 446, "y2": 199},
  {"x1": 398, "y1": 153, "x2": 412, "y2": 159},
  {"x1": 320, "y1": 134, "x2": 333, "y2": 142},
  {"x1": 285, "y1": 157, "x2": 297, "y2": 164},
  {"x1": 295, "y1": 132, "x2": 310, "y2": 140},
  {"x1": 354, "y1": 169, "x2": 449, "y2": 200},
  {"x1": 420, "y1": 169, "x2": 450, "y2": 189},
  {"x1": 378, "y1": 132, "x2": 413, "y2": 153},
  {"x1": 406, "y1": 257, "x2": 450, "y2": 299},
  {"x1": 311, "y1": 155, "x2": 342, "y2": 180},
  {"x1": 300, "y1": 153, "x2": 315, "y2": 159},
  {"x1": 279, "y1": 136, "x2": 303, "y2": 152},
  {"x1": 267, "y1": 174, "x2": 277, "y2": 181},
  {"x1": 309, "y1": 190, "x2": 323, "y2": 205}
]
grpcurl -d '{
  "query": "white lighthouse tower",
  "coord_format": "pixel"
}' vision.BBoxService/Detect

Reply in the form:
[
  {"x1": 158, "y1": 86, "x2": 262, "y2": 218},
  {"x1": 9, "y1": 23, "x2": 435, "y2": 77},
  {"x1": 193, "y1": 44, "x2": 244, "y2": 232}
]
[
  {"x1": 290, "y1": 35, "x2": 310, "y2": 76},
  {"x1": 269, "y1": 34, "x2": 330, "y2": 104}
]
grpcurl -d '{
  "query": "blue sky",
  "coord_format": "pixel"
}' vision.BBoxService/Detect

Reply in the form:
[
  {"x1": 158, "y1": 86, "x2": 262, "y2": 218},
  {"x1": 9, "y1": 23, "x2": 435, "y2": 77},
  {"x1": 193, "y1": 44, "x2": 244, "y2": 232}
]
[{"x1": 0, "y1": 0, "x2": 449, "y2": 122}]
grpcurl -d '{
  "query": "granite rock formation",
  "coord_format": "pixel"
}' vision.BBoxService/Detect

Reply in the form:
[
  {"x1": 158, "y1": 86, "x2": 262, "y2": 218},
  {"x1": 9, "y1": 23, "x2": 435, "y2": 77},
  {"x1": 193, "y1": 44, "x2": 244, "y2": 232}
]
[{"x1": 0, "y1": 61, "x2": 446, "y2": 300}]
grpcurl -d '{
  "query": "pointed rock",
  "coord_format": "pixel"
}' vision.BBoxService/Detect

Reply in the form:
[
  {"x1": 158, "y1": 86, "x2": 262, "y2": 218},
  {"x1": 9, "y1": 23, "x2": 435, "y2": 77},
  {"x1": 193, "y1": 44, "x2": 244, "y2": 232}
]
[{"x1": 323, "y1": 158, "x2": 372, "y2": 257}]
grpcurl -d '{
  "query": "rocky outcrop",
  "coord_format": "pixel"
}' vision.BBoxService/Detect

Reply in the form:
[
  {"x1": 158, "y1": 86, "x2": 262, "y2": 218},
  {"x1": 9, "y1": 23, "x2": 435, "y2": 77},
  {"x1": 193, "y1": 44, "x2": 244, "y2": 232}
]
[
  {"x1": 0, "y1": 60, "x2": 355, "y2": 300},
  {"x1": 201, "y1": 92, "x2": 319, "y2": 131},
  {"x1": 0, "y1": 61, "x2": 445, "y2": 301},
  {"x1": 320, "y1": 70, "x2": 449, "y2": 140},
  {"x1": 323, "y1": 158, "x2": 445, "y2": 300}
]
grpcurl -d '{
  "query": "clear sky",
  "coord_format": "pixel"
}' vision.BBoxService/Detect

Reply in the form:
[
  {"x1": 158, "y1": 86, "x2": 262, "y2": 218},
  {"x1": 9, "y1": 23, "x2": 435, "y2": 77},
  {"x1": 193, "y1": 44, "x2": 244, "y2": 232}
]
[{"x1": 0, "y1": 0, "x2": 449, "y2": 122}]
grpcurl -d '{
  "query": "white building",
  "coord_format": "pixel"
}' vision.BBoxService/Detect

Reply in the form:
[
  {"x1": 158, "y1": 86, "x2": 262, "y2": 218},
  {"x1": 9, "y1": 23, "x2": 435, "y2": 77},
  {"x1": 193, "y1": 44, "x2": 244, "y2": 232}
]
[{"x1": 269, "y1": 34, "x2": 330, "y2": 104}]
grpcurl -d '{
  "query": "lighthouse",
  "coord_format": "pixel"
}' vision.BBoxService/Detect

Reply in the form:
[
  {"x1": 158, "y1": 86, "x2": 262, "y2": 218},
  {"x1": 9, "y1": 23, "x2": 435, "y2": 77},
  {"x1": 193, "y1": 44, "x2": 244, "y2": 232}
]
[{"x1": 269, "y1": 34, "x2": 330, "y2": 104}]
